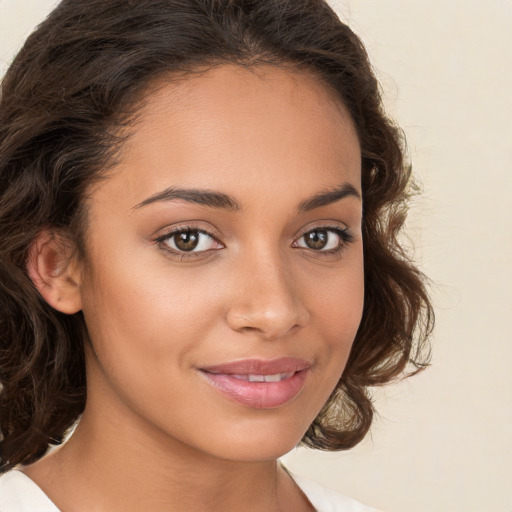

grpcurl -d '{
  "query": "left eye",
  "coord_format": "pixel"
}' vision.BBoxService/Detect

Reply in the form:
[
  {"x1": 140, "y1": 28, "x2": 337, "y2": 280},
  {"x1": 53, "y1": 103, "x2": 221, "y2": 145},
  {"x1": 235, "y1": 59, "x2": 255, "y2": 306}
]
[
  {"x1": 294, "y1": 228, "x2": 347, "y2": 251},
  {"x1": 161, "y1": 229, "x2": 220, "y2": 253}
]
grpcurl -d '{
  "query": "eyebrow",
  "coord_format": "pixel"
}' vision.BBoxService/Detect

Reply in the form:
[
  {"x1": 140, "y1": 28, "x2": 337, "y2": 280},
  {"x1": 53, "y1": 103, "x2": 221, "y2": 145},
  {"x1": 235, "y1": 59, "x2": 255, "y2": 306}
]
[
  {"x1": 133, "y1": 182, "x2": 360, "y2": 212},
  {"x1": 133, "y1": 187, "x2": 242, "y2": 211},
  {"x1": 297, "y1": 182, "x2": 361, "y2": 212}
]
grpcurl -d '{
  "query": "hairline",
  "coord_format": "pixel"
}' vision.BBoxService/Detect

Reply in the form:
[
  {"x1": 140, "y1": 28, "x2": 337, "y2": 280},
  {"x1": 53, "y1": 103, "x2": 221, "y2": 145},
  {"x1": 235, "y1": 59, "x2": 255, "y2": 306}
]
[{"x1": 71, "y1": 59, "x2": 360, "y2": 259}]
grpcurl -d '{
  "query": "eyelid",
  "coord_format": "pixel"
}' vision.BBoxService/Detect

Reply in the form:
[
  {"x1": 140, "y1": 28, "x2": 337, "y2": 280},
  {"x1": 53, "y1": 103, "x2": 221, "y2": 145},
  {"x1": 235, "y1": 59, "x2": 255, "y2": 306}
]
[
  {"x1": 153, "y1": 224, "x2": 224, "y2": 259},
  {"x1": 292, "y1": 224, "x2": 354, "y2": 253},
  {"x1": 295, "y1": 222, "x2": 349, "y2": 240},
  {"x1": 153, "y1": 221, "x2": 354, "y2": 261}
]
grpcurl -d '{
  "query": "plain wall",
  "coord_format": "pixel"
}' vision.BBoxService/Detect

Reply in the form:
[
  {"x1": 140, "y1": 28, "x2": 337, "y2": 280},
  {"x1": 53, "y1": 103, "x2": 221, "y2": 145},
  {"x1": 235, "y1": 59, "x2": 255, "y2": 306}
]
[{"x1": 1, "y1": 1, "x2": 511, "y2": 511}]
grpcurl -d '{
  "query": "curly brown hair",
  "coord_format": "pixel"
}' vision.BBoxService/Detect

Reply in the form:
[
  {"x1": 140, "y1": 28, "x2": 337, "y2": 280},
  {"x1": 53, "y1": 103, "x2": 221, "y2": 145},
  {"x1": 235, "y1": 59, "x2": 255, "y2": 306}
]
[{"x1": 0, "y1": 0, "x2": 433, "y2": 473}]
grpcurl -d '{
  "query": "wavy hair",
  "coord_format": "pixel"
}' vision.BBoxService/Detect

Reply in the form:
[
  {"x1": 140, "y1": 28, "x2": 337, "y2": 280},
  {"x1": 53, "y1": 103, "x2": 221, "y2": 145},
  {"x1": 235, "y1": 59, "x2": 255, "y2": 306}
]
[{"x1": 0, "y1": 0, "x2": 433, "y2": 472}]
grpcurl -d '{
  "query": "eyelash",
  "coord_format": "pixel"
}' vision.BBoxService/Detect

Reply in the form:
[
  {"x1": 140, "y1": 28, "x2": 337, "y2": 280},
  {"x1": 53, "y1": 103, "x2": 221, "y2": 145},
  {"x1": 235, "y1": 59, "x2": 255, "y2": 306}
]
[
  {"x1": 154, "y1": 225, "x2": 221, "y2": 261},
  {"x1": 293, "y1": 225, "x2": 354, "y2": 256},
  {"x1": 154, "y1": 224, "x2": 354, "y2": 261}
]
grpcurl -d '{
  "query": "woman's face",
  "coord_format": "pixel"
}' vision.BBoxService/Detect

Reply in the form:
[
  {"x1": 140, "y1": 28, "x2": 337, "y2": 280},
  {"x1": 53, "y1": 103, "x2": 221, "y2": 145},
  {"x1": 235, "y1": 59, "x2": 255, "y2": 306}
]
[{"x1": 77, "y1": 64, "x2": 364, "y2": 462}]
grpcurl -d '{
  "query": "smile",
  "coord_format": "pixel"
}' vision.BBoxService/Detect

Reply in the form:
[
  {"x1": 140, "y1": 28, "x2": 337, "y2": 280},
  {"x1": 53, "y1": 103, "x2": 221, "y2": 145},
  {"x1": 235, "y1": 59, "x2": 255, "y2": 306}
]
[
  {"x1": 199, "y1": 358, "x2": 311, "y2": 409},
  {"x1": 230, "y1": 372, "x2": 295, "y2": 382}
]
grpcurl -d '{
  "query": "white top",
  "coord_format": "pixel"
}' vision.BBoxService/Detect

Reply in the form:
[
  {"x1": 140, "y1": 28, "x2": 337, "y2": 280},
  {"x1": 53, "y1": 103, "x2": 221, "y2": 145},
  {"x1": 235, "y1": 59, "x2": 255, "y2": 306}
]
[{"x1": 0, "y1": 469, "x2": 380, "y2": 512}]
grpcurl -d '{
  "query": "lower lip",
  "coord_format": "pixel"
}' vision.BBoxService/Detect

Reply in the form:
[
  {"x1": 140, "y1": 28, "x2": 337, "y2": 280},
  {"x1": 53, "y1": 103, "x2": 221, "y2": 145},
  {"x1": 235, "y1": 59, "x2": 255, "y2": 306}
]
[{"x1": 200, "y1": 370, "x2": 309, "y2": 409}]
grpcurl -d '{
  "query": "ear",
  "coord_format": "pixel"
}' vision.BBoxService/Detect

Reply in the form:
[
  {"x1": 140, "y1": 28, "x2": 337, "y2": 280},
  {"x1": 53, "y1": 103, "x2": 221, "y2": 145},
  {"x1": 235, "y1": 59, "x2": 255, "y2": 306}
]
[{"x1": 27, "y1": 230, "x2": 83, "y2": 314}]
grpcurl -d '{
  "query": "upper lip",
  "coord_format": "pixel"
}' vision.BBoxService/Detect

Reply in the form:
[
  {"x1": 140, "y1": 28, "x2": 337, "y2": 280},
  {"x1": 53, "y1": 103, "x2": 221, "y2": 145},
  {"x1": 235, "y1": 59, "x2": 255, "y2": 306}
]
[{"x1": 200, "y1": 357, "x2": 312, "y2": 375}]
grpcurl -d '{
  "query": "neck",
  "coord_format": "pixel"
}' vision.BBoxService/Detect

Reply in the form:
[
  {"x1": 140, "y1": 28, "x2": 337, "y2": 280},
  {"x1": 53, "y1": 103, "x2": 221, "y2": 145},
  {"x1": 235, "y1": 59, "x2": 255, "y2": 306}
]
[
  {"x1": 22, "y1": 356, "x2": 313, "y2": 512},
  {"x1": 23, "y1": 405, "x2": 306, "y2": 512}
]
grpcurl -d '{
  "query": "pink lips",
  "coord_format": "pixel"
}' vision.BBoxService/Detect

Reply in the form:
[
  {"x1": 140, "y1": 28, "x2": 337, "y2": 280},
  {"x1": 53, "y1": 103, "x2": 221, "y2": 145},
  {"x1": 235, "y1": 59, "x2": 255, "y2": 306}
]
[{"x1": 199, "y1": 357, "x2": 311, "y2": 409}]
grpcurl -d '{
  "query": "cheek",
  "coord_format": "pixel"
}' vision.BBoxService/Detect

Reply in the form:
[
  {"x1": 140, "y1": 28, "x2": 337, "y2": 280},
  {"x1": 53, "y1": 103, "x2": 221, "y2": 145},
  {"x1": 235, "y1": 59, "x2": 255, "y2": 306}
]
[
  {"x1": 313, "y1": 254, "x2": 364, "y2": 342},
  {"x1": 79, "y1": 249, "x2": 223, "y2": 376},
  {"x1": 79, "y1": 264, "x2": 206, "y2": 422},
  {"x1": 311, "y1": 254, "x2": 365, "y2": 383},
  {"x1": 294, "y1": 257, "x2": 364, "y2": 425}
]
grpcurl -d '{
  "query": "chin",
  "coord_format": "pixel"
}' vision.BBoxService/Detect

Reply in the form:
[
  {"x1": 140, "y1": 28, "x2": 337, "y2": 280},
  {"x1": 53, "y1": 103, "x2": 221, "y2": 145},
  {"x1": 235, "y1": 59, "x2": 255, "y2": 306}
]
[
  {"x1": 215, "y1": 438, "x2": 300, "y2": 463},
  {"x1": 192, "y1": 416, "x2": 311, "y2": 463}
]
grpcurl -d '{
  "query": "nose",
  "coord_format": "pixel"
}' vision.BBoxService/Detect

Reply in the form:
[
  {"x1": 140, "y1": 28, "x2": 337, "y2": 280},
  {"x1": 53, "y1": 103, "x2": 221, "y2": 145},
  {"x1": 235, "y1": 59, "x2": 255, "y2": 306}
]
[{"x1": 225, "y1": 249, "x2": 310, "y2": 340}]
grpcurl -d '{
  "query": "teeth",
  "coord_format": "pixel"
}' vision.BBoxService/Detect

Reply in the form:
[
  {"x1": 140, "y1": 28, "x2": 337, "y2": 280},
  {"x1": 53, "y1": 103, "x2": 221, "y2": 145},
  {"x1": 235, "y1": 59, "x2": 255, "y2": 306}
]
[
  {"x1": 262, "y1": 374, "x2": 281, "y2": 382},
  {"x1": 227, "y1": 372, "x2": 296, "y2": 382},
  {"x1": 248, "y1": 374, "x2": 265, "y2": 382},
  {"x1": 214, "y1": 372, "x2": 295, "y2": 382},
  {"x1": 244, "y1": 372, "x2": 294, "y2": 382}
]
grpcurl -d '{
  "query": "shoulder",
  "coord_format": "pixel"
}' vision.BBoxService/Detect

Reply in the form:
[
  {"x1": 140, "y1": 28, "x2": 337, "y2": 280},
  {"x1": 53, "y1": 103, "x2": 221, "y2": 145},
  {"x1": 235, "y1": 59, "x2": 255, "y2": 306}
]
[
  {"x1": 0, "y1": 470, "x2": 60, "y2": 512},
  {"x1": 289, "y1": 470, "x2": 382, "y2": 512},
  {"x1": 0, "y1": 467, "x2": 383, "y2": 512}
]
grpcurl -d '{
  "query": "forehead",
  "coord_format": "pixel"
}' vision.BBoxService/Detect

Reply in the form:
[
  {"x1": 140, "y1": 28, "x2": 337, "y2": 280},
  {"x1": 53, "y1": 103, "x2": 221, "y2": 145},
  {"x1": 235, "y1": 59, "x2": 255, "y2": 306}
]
[
  {"x1": 132, "y1": 63, "x2": 359, "y2": 153},
  {"x1": 94, "y1": 64, "x2": 361, "y2": 208}
]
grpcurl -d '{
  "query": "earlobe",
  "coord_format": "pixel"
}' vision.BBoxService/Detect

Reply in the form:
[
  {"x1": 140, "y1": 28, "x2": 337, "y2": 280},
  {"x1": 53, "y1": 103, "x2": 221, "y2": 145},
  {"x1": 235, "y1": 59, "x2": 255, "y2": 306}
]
[{"x1": 27, "y1": 230, "x2": 83, "y2": 314}]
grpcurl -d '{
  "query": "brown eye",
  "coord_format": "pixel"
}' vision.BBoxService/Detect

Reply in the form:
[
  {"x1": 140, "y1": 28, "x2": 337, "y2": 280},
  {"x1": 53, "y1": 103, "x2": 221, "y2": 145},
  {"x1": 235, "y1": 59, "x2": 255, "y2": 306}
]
[
  {"x1": 303, "y1": 230, "x2": 329, "y2": 250},
  {"x1": 160, "y1": 228, "x2": 221, "y2": 253},
  {"x1": 295, "y1": 227, "x2": 350, "y2": 252},
  {"x1": 174, "y1": 230, "x2": 200, "y2": 251}
]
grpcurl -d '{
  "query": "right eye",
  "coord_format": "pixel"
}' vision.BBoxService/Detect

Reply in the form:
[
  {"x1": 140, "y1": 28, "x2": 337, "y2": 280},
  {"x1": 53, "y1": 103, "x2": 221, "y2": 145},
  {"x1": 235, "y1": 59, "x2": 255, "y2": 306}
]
[{"x1": 156, "y1": 227, "x2": 223, "y2": 255}]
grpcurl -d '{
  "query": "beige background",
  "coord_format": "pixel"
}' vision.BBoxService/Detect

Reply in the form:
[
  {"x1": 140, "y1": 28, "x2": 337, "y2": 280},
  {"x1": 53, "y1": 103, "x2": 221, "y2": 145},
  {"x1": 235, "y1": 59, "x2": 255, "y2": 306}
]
[{"x1": 1, "y1": 1, "x2": 511, "y2": 511}]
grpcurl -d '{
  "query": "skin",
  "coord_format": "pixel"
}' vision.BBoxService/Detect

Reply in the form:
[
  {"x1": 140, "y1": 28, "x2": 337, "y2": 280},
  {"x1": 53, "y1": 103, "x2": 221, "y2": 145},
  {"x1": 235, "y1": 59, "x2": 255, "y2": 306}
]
[{"x1": 25, "y1": 64, "x2": 364, "y2": 512}]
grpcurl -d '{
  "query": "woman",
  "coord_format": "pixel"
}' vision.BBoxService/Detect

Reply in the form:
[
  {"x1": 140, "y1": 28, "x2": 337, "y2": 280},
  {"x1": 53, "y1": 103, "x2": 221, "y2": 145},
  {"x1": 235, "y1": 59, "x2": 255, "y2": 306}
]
[{"x1": 0, "y1": 1, "x2": 432, "y2": 510}]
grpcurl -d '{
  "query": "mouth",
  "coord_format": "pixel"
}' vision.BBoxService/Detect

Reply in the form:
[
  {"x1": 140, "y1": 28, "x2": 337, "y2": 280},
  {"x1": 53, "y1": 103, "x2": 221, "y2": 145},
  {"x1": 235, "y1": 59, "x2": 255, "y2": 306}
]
[
  {"x1": 228, "y1": 372, "x2": 295, "y2": 382},
  {"x1": 199, "y1": 358, "x2": 311, "y2": 409}
]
